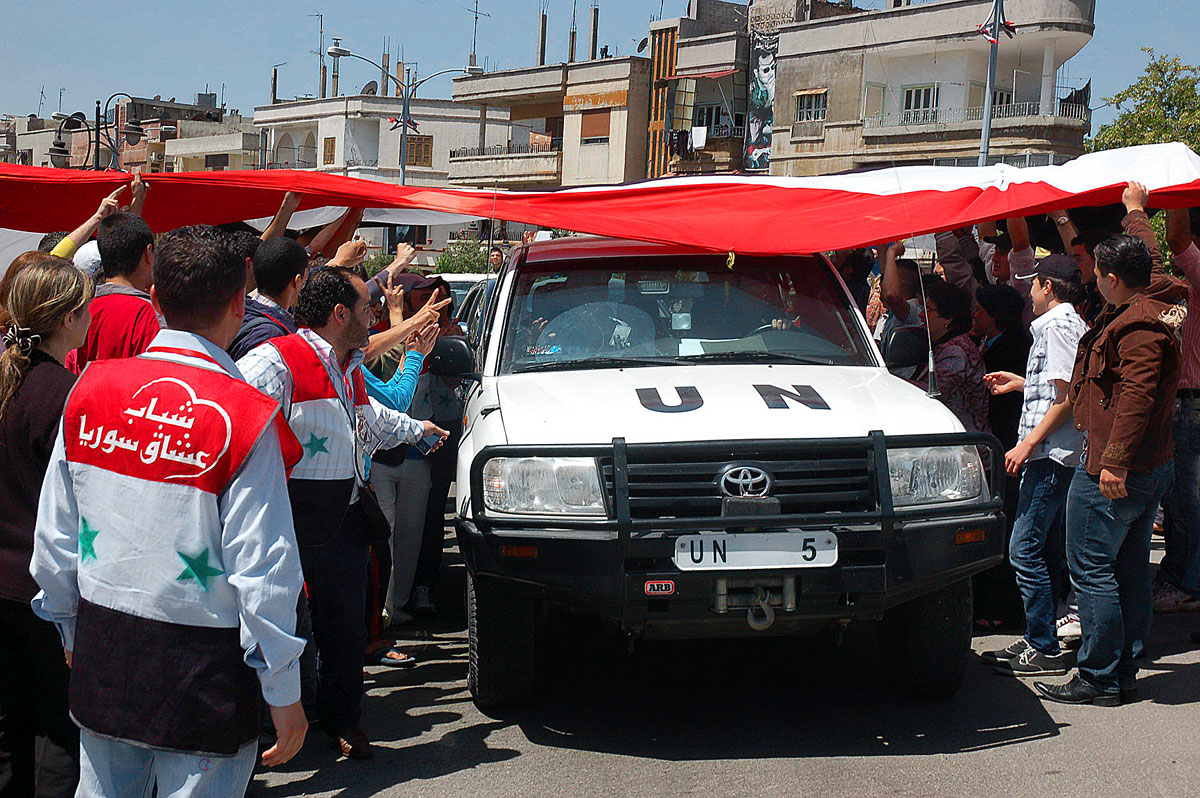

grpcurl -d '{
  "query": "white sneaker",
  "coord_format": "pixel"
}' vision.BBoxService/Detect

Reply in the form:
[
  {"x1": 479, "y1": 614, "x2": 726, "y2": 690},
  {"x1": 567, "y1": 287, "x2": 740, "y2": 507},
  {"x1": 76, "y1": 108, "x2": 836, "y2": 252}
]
[{"x1": 1056, "y1": 613, "x2": 1081, "y2": 639}]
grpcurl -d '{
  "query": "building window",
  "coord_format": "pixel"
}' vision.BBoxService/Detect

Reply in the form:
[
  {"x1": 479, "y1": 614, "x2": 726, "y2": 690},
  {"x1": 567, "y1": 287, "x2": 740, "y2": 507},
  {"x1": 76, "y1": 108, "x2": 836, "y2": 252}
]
[
  {"x1": 671, "y1": 79, "x2": 696, "y2": 131},
  {"x1": 580, "y1": 108, "x2": 611, "y2": 144},
  {"x1": 323, "y1": 136, "x2": 335, "y2": 165},
  {"x1": 793, "y1": 90, "x2": 828, "y2": 123},
  {"x1": 204, "y1": 153, "x2": 229, "y2": 171},
  {"x1": 693, "y1": 104, "x2": 723, "y2": 129},
  {"x1": 902, "y1": 85, "x2": 939, "y2": 123},
  {"x1": 405, "y1": 135, "x2": 433, "y2": 167},
  {"x1": 992, "y1": 88, "x2": 1014, "y2": 108}
]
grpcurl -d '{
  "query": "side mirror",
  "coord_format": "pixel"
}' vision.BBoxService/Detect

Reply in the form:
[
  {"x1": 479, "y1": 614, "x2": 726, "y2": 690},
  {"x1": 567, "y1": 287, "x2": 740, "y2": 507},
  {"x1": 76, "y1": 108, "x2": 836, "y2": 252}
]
[
  {"x1": 883, "y1": 327, "x2": 929, "y2": 380},
  {"x1": 427, "y1": 335, "x2": 478, "y2": 379}
]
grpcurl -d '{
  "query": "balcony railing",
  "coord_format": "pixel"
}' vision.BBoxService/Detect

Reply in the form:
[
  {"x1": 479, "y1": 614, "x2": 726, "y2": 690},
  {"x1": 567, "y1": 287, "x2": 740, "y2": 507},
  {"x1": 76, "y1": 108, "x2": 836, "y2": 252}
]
[
  {"x1": 863, "y1": 101, "x2": 1091, "y2": 129},
  {"x1": 450, "y1": 141, "x2": 563, "y2": 159}
]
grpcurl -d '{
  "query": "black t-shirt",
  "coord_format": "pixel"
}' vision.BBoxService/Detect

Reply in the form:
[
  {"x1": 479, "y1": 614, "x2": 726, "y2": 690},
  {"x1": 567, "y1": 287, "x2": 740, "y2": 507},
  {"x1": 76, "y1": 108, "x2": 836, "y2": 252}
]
[{"x1": 0, "y1": 350, "x2": 76, "y2": 602}]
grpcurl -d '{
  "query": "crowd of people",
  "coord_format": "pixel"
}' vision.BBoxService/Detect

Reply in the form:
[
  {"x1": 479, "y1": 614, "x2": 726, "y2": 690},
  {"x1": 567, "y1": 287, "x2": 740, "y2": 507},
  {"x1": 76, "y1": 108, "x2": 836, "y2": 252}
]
[
  {"x1": 0, "y1": 187, "x2": 468, "y2": 796},
  {"x1": 857, "y1": 182, "x2": 1199, "y2": 705},
  {"x1": 0, "y1": 176, "x2": 1197, "y2": 796}
]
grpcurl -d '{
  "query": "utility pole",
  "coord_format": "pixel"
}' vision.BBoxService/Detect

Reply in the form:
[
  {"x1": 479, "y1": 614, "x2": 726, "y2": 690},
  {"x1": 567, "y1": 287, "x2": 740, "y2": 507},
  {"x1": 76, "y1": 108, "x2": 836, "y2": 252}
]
[
  {"x1": 310, "y1": 13, "x2": 326, "y2": 98},
  {"x1": 401, "y1": 66, "x2": 411, "y2": 185},
  {"x1": 977, "y1": 0, "x2": 1013, "y2": 167}
]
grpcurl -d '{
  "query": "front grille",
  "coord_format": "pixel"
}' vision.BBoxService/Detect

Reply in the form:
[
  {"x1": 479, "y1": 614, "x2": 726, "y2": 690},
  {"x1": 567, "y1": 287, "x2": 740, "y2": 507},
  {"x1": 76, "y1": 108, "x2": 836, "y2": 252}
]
[{"x1": 600, "y1": 443, "x2": 875, "y2": 520}]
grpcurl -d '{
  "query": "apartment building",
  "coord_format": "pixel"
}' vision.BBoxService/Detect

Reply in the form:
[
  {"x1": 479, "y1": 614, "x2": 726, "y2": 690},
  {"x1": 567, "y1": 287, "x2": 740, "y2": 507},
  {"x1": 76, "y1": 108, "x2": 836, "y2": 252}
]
[
  {"x1": 449, "y1": 56, "x2": 651, "y2": 188},
  {"x1": 254, "y1": 94, "x2": 508, "y2": 186},
  {"x1": 771, "y1": 0, "x2": 1096, "y2": 175}
]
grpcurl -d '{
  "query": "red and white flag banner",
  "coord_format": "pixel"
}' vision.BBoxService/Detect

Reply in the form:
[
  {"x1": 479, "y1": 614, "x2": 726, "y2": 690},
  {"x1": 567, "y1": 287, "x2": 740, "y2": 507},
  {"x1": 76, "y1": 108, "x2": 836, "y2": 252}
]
[{"x1": 3, "y1": 142, "x2": 1200, "y2": 256}]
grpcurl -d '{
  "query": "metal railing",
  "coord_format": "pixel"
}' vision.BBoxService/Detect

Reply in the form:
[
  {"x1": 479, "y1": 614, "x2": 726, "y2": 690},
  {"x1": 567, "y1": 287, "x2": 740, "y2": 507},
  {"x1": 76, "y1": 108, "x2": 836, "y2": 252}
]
[
  {"x1": 450, "y1": 141, "x2": 563, "y2": 159},
  {"x1": 863, "y1": 101, "x2": 1090, "y2": 129}
]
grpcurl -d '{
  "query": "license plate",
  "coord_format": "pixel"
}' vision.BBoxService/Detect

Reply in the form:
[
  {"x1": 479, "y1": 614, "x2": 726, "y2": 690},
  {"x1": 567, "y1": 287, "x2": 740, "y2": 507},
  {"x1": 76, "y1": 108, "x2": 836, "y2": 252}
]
[{"x1": 673, "y1": 531, "x2": 838, "y2": 571}]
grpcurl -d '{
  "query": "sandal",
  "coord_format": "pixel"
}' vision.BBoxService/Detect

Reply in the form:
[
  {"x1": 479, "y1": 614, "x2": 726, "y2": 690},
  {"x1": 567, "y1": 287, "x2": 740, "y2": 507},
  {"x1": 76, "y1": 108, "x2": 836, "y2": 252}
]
[{"x1": 366, "y1": 645, "x2": 418, "y2": 668}]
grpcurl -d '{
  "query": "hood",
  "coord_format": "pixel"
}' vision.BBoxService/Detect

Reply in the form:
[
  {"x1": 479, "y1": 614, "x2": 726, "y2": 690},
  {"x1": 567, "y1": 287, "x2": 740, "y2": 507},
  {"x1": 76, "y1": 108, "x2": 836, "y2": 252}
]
[{"x1": 495, "y1": 364, "x2": 963, "y2": 445}]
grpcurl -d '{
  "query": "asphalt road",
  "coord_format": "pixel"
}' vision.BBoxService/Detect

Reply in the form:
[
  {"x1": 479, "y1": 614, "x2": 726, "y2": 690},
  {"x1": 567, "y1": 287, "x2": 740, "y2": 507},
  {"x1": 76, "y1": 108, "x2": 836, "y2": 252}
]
[{"x1": 251, "y1": 534, "x2": 1200, "y2": 798}]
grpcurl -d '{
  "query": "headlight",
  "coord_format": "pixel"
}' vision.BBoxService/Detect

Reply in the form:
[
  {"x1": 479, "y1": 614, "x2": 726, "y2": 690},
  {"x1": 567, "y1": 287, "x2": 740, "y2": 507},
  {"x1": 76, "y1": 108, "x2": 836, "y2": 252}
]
[
  {"x1": 483, "y1": 457, "x2": 607, "y2": 516},
  {"x1": 887, "y1": 446, "x2": 986, "y2": 508}
]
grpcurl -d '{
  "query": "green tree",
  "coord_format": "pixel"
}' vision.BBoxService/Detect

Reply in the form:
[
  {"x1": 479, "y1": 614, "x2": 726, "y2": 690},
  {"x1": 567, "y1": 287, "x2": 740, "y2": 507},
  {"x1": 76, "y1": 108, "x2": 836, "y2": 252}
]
[
  {"x1": 435, "y1": 237, "x2": 488, "y2": 273},
  {"x1": 1089, "y1": 48, "x2": 1200, "y2": 153},
  {"x1": 1088, "y1": 49, "x2": 1200, "y2": 265}
]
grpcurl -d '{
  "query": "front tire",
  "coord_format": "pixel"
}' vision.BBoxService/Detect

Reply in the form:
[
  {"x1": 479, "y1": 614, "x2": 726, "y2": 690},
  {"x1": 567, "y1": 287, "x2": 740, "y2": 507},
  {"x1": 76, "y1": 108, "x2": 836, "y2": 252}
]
[
  {"x1": 876, "y1": 579, "x2": 973, "y2": 700},
  {"x1": 467, "y1": 573, "x2": 537, "y2": 709}
]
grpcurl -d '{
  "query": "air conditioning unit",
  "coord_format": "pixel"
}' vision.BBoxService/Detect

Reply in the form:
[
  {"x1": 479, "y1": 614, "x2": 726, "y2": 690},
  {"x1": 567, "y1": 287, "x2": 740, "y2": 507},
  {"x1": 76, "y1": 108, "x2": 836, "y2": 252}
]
[{"x1": 149, "y1": 151, "x2": 165, "y2": 163}]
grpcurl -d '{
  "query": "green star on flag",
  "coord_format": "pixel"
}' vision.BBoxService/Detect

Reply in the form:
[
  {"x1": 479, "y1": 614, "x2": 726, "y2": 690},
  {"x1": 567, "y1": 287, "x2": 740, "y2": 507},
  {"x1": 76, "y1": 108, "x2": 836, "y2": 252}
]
[
  {"x1": 302, "y1": 432, "x2": 330, "y2": 458},
  {"x1": 79, "y1": 518, "x2": 99, "y2": 562},
  {"x1": 177, "y1": 548, "x2": 225, "y2": 591}
]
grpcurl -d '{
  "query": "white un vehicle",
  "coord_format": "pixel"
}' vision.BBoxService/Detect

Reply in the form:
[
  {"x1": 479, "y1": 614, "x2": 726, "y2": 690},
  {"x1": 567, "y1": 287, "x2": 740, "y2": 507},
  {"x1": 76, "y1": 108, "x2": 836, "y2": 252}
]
[{"x1": 425, "y1": 237, "x2": 1005, "y2": 708}]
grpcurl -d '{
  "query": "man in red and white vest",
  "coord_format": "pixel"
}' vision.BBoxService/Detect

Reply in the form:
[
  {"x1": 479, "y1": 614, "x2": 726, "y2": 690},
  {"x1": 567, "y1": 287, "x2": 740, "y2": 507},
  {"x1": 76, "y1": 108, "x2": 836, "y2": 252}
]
[
  {"x1": 238, "y1": 265, "x2": 446, "y2": 760},
  {"x1": 31, "y1": 226, "x2": 308, "y2": 797}
]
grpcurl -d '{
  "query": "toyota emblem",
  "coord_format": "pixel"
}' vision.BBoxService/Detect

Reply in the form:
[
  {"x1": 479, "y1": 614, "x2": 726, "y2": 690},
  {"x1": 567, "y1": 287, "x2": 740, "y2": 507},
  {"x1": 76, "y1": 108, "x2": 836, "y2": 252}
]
[{"x1": 719, "y1": 465, "x2": 773, "y2": 498}]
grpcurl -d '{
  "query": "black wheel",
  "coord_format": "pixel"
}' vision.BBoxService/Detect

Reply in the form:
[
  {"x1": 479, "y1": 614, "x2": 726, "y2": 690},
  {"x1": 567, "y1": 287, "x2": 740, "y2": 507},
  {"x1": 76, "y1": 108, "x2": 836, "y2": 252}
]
[
  {"x1": 467, "y1": 572, "x2": 537, "y2": 709},
  {"x1": 876, "y1": 578, "x2": 973, "y2": 700}
]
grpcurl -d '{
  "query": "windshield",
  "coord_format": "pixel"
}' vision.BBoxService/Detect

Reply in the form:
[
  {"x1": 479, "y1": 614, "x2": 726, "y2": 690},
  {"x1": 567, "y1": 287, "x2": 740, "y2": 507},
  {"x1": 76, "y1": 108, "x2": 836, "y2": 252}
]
[
  {"x1": 499, "y1": 254, "x2": 875, "y2": 374},
  {"x1": 446, "y1": 279, "x2": 479, "y2": 318}
]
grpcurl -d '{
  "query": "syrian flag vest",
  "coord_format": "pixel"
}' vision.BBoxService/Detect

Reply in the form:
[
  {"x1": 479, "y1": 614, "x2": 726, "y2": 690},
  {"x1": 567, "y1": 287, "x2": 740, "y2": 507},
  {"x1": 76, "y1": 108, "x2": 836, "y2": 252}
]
[
  {"x1": 61, "y1": 348, "x2": 284, "y2": 755},
  {"x1": 268, "y1": 333, "x2": 371, "y2": 545}
]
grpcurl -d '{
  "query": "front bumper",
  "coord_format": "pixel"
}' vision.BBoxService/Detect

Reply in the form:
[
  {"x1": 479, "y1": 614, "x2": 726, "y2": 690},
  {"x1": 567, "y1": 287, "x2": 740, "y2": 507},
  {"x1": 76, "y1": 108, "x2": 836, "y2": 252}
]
[{"x1": 458, "y1": 431, "x2": 1005, "y2": 636}]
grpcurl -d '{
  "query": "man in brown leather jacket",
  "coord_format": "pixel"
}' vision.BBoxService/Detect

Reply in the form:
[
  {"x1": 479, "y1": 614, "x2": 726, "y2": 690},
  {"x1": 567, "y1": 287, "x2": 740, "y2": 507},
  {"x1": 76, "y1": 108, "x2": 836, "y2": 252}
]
[{"x1": 1035, "y1": 183, "x2": 1188, "y2": 706}]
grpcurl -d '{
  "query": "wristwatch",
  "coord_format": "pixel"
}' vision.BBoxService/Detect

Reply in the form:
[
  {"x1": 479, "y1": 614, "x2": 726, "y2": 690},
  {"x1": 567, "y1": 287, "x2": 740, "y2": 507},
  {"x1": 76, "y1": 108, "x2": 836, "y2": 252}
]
[{"x1": 1054, "y1": 216, "x2": 1071, "y2": 226}]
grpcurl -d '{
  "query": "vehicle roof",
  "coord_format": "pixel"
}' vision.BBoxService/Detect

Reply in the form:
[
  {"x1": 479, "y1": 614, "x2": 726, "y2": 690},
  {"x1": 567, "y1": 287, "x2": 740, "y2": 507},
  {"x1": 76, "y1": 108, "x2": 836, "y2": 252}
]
[
  {"x1": 438, "y1": 272, "x2": 488, "y2": 282},
  {"x1": 520, "y1": 237, "x2": 829, "y2": 264}
]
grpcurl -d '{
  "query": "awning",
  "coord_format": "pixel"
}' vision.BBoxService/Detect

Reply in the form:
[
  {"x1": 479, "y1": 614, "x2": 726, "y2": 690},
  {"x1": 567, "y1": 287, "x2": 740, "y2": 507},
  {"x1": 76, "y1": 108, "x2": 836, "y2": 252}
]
[
  {"x1": 664, "y1": 68, "x2": 740, "y2": 81},
  {"x1": 793, "y1": 88, "x2": 828, "y2": 97}
]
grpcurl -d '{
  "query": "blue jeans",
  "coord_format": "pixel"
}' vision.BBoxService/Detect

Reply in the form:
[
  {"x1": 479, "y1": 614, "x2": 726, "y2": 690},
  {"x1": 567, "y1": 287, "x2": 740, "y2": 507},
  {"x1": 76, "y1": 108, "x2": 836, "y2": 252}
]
[
  {"x1": 1161, "y1": 399, "x2": 1200, "y2": 598},
  {"x1": 76, "y1": 731, "x2": 257, "y2": 797},
  {"x1": 1010, "y1": 458, "x2": 1073, "y2": 654},
  {"x1": 1067, "y1": 462, "x2": 1174, "y2": 693}
]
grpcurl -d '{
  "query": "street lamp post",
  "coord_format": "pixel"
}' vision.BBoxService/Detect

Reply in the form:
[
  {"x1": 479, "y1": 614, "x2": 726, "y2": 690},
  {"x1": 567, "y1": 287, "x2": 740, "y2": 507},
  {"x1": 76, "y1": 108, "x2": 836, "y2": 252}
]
[
  {"x1": 326, "y1": 44, "x2": 479, "y2": 184},
  {"x1": 49, "y1": 92, "x2": 144, "y2": 170}
]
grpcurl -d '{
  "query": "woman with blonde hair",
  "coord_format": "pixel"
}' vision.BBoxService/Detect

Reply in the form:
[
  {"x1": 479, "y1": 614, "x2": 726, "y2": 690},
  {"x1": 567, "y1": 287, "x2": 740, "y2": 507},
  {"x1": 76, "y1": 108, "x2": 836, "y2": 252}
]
[{"x1": 0, "y1": 253, "x2": 92, "y2": 797}]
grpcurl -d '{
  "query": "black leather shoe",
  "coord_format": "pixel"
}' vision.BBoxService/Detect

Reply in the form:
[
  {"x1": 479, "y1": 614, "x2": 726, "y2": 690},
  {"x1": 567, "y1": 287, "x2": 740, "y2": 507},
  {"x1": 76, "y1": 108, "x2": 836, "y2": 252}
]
[
  {"x1": 981, "y1": 639, "x2": 1032, "y2": 664},
  {"x1": 1033, "y1": 674, "x2": 1119, "y2": 706},
  {"x1": 1120, "y1": 687, "x2": 1141, "y2": 705}
]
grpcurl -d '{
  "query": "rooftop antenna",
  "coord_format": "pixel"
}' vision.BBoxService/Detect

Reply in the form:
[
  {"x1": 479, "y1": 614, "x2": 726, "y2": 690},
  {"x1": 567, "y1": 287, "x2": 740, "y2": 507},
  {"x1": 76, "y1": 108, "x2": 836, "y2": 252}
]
[
  {"x1": 569, "y1": 0, "x2": 578, "y2": 62},
  {"x1": 465, "y1": 0, "x2": 491, "y2": 68},
  {"x1": 309, "y1": 12, "x2": 326, "y2": 98},
  {"x1": 36, "y1": 85, "x2": 46, "y2": 117},
  {"x1": 57, "y1": 87, "x2": 64, "y2": 114}
]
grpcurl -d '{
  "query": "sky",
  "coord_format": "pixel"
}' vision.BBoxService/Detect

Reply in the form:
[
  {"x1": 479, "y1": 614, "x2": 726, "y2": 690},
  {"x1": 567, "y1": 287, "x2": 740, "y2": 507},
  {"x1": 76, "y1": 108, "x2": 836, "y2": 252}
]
[{"x1": 0, "y1": 0, "x2": 1196, "y2": 131}]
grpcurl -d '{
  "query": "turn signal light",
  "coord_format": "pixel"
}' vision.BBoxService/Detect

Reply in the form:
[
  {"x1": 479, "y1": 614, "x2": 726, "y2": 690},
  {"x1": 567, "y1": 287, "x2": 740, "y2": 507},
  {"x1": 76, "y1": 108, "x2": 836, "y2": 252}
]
[
  {"x1": 955, "y1": 529, "x2": 987, "y2": 545},
  {"x1": 500, "y1": 544, "x2": 539, "y2": 559}
]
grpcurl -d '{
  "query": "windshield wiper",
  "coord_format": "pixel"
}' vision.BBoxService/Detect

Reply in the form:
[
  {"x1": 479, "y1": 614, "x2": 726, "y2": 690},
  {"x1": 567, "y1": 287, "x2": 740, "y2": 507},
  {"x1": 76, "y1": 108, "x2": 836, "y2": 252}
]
[
  {"x1": 516, "y1": 356, "x2": 679, "y2": 373},
  {"x1": 674, "y1": 351, "x2": 835, "y2": 366}
]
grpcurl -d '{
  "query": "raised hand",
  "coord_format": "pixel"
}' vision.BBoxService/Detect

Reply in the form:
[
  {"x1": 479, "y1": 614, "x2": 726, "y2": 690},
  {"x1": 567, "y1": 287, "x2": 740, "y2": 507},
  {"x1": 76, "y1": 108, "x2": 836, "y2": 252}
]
[{"x1": 408, "y1": 321, "x2": 440, "y2": 356}]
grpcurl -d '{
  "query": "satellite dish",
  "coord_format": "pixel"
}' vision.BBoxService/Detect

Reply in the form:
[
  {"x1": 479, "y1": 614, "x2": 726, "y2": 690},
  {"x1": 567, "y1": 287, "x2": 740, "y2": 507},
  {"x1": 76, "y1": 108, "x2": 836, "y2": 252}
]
[
  {"x1": 362, "y1": 80, "x2": 379, "y2": 96},
  {"x1": 637, "y1": 37, "x2": 649, "y2": 53}
]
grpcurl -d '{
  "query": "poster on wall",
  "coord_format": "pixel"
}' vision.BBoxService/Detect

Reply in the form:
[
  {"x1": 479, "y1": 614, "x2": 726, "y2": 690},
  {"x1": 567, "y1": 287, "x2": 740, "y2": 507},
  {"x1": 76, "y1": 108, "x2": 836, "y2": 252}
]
[{"x1": 744, "y1": 31, "x2": 777, "y2": 172}]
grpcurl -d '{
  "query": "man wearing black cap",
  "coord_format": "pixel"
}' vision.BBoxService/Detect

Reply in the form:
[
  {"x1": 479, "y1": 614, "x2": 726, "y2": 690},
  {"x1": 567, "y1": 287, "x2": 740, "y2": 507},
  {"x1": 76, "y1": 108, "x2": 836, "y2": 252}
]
[{"x1": 982, "y1": 253, "x2": 1089, "y2": 676}]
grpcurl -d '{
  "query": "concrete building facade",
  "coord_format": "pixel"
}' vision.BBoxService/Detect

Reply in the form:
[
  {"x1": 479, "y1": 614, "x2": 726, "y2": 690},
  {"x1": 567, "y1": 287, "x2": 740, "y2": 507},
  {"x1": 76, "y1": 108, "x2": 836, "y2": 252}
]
[
  {"x1": 449, "y1": 56, "x2": 651, "y2": 188},
  {"x1": 254, "y1": 94, "x2": 509, "y2": 187},
  {"x1": 771, "y1": 0, "x2": 1095, "y2": 175}
]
